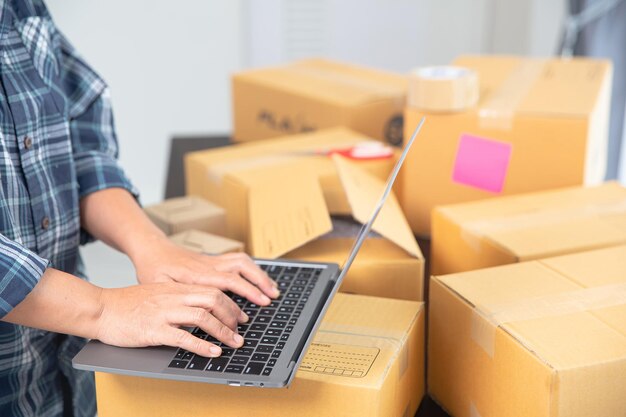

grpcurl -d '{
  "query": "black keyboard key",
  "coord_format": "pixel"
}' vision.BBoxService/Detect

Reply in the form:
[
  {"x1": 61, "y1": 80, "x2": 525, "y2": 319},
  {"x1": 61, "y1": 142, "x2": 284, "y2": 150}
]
[
  {"x1": 272, "y1": 350, "x2": 282, "y2": 359},
  {"x1": 251, "y1": 353, "x2": 270, "y2": 362},
  {"x1": 279, "y1": 306, "x2": 294, "y2": 313},
  {"x1": 259, "y1": 308, "x2": 276, "y2": 316},
  {"x1": 225, "y1": 365, "x2": 244, "y2": 374},
  {"x1": 289, "y1": 319, "x2": 298, "y2": 325},
  {"x1": 244, "y1": 362, "x2": 265, "y2": 375},
  {"x1": 268, "y1": 359, "x2": 277, "y2": 367},
  {"x1": 230, "y1": 356, "x2": 249, "y2": 365},
  {"x1": 255, "y1": 315, "x2": 271, "y2": 324},
  {"x1": 182, "y1": 351, "x2": 194, "y2": 360},
  {"x1": 259, "y1": 264, "x2": 269, "y2": 271},
  {"x1": 285, "y1": 266, "x2": 299, "y2": 274},
  {"x1": 221, "y1": 348, "x2": 235, "y2": 357},
  {"x1": 265, "y1": 328, "x2": 282, "y2": 336},
  {"x1": 275, "y1": 314, "x2": 290, "y2": 321},
  {"x1": 297, "y1": 302, "x2": 306, "y2": 309},
  {"x1": 283, "y1": 300, "x2": 297, "y2": 306},
  {"x1": 280, "y1": 334, "x2": 290, "y2": 341},
  {"x1": 174, "y1": 349, "x2": 186, "y2": 359},
  {"x1": 187, "y1": 355, "x2": 210, "y2": 371},
  {"x1": 296, "y1": 272, "x2": 311, "y2": 279},
  {"x1": 246, "y1": 302, "x2": 260, "y2": 309},
  {"x1": 206, "y1": 357, "x2": 229, "y2": 372},
  {"x1": 262, "y1": 367, "x2": 273, "y2": 376},
  {"x1": 251, "y1": 323, "x2": 267, "y2": 331},
  {"x1": 277, "y1": 281, "x2": 290, "y2": 290},
  {"x1": 246, "y1": 331, "x2": 263, "y2": 339},
  {"x1": 168, "y1": 360, "x2": 188, "y2": 369},
  {"x1": 244, "y1": 339, "x2": 258, "y2": 348},
  {"x1": 295, "y1": 279, "x2": 307, "y2": 286},
  {"x1": 233, "y1": 296, "x2": 246, "y2": 306},
  {"x1": 261, "y1": 336, "x2": 278, "y2": 345},
  {"x1": 286, "y1": 292, "x2": 301, "y2": 299},
  {"x1": 269, "y1": 301, "x2": 280, "y2": 308},
  {"x1": 238, "y1": 324, "x2": 249, "y2": 333},
  {"x1": 277, "y1": 342, "x2": 285, "y2": 350},
  {"x1": 285, "y1": 326, "x2": 294, "y2": 333},
  {"x1": 291, "y1": 286, "x2": 305, "y2": 292},
  {"x1": 192, "y1": 328, "x2": 206, "y2": 336},
  {"x1": 293, "y1": 311, "x2": 301, "y2": 318},
  {"x1": 268, "y1": 265, "x2": 283, "y2": 275},
  {"x1": 270, "y1": 321, "x2": 287, "y2": 329},
  {"x1": 234, "y1": 347, "x2": 255, "y2": 356},
  {"x1": 243, "y1": 308, "x2": 258, "y2": 317},
  {"x1": 301, "y1": 297, "x2": 309, "y2": 303},
  {"x1": 256, "y1": 345, "x2": 273, "y2": 353}
]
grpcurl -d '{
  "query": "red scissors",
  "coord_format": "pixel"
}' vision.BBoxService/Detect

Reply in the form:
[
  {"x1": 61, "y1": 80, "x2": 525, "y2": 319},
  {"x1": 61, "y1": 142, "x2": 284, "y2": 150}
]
[{"x1": 309, "y1": 141, "x2": 394, "y2": 161}]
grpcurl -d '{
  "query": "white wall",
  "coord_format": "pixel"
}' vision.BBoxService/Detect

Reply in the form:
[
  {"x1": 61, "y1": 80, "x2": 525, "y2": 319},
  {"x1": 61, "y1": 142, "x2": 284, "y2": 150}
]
[{"x1": 46, "y1": 0, "x2": 244, "y2": 206}]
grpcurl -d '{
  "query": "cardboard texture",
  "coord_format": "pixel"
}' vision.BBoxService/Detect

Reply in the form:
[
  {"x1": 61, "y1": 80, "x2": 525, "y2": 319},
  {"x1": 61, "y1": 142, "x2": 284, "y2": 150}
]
[
  {"x1": 169, "y1": 230, "x2": 243, "y2": 255},
  {"x1": 144, "y1": 196, "x2": 227, "y2": 236},
  {"x1": 401, "y1": 55, "x2": 613, "y2": 236},
  {"x1": 232, "y1": 59, "x2": 407, "y2": 145},
  {"x1": 95, "y1": 293, "x2": 426, "y2": 417},
  {"x1": 185, "y1": 129, "x2": 417, "y2": 262},
  {"x1": 431, "y1": 182, "x2": 626, "y2": 275},
  {"x1": 428, "y1": 245, "x2": 626, "y2": 417},
  {"x1": 285, "y1": 237, "x2": 424, "y2": 302}
]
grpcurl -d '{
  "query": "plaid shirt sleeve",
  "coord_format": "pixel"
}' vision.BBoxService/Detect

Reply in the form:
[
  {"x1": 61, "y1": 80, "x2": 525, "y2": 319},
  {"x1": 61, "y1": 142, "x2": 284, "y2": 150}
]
[
  {"x1": 55, "y1": 31, "x2": 139, "y2": 243},
  {"x1": 0, "y1": 234, "x2": 49, "y2": 317},
  {"x1": 57, "y1": 33, "x2": 138, "y2": 200}
]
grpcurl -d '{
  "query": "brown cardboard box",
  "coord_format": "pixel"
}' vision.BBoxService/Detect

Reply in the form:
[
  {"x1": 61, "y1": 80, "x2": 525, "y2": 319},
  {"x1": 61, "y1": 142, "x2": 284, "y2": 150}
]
[
  {"x1": 428, "y1": 245, "x2": 626, "y2": 417},
  {"x1": 169, "y1": 230, "x2": 243, "y2": 255},
  {"x1": 402, "y1": 56, "x2": 613, "y2": 236},
  {"x1": 431, "y1": 182, "x2": 626, "y2": 275},
  {"x1": 285, "y1": 237, "x2": 424, "y2": 302},
  {"x1": 144, "y1": 196, "x2": 226, "y2": 236},
  {"x1": 186, "y1": 129, "x2": 419, "y2": 262},
  {"x1": 232, "y1": 59, "x2": 407, "y2": 145},
  {"x1": 95, "y1": 293, "x2": 426, "y2": 417}
]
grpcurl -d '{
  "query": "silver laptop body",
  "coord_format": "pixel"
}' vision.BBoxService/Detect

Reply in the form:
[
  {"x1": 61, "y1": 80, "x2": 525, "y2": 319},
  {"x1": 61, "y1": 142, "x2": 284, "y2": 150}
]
[{"x1": 72, "y1": 117, "x2": 425, "y2": 388}]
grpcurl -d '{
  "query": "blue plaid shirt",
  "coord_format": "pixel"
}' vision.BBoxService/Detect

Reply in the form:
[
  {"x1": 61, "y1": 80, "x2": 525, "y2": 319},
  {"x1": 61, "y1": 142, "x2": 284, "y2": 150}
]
[{"x1": 0, "y1": 1, "x2": 137, "y2": 416}]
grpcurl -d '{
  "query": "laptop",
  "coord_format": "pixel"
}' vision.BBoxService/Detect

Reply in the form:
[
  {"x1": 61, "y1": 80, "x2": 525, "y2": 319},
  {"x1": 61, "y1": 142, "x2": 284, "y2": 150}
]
[{"x1": 72, "y1": 117, "x2": 425, "y2": 388}]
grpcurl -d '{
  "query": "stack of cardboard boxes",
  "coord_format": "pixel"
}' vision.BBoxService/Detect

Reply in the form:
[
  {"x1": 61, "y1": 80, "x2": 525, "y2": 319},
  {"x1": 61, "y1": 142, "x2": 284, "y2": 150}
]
[{"x1": 94, "y1": 56, "x2": 626, "y2": 417}]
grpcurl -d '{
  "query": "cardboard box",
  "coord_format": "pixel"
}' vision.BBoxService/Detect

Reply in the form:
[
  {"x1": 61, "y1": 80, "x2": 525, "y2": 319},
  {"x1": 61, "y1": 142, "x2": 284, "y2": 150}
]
[
  {"x1": 285, "y1": 235, "x2": 424, "y2": 302},
  {"x1": 144, "y1": 196, "x2": 226, "y2": 236},
  {"x1": 428, "y1": 245, "x2": 626, "y2": 417},
  {"x1": 186, "y1": 129, "x2": 420, "y2": 263},
  {"x1": 431, "y1": 182, "x2": 626, "y2": 275},
  {"x1": 232, "y1": 59, "x2": 407, "y2": 145},
  {"x1": 95, "y1": 293, "x2": 426, "y2": 417},
  {"x1": 401, "y1": 55, "x2": 613, "y2": 236},
  {"x1": 169, "y1": 230, "x2": 244, "y2": 255}
]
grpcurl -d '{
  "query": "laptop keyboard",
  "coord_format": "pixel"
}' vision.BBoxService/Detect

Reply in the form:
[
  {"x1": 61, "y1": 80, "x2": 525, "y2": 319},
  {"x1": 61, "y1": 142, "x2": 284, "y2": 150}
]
[{"x1": 168, "y1": 264, "x2": 322, "y2": 377}]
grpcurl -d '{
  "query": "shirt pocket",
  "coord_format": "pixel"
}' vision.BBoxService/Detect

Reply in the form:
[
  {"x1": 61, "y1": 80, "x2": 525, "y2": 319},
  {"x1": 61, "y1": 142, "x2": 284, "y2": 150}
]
[{"x1": 14, "y1": 16, "x2": 61, "y2": 88}]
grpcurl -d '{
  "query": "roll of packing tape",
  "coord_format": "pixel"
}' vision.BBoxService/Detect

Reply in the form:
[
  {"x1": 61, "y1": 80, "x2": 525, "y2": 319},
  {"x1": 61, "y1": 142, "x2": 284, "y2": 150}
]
[{"x1": 408, "y1": 66, "x2": 479, "y2": 112}]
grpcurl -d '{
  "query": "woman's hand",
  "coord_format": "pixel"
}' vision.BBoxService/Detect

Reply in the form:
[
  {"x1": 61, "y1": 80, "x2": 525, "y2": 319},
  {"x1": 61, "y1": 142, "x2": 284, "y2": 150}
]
[
  {"x1": 96, "y1": 281, "x2": 248, "y2": 357},
  {"x1": 130, "y1": 235, "x2": 279, "y2": 307}
]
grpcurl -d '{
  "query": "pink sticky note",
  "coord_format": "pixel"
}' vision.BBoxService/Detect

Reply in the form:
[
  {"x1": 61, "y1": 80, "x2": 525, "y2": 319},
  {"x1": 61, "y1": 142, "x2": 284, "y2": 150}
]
[{"x1": 452, "y1": 134, "x2": 512, "y2": 193}]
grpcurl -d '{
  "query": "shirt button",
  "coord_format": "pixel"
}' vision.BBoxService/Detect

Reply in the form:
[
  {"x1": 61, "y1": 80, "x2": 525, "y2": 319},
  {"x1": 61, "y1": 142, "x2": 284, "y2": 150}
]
[
  {"x1": 41, "y1": 216, "x2": 50, "y2": 230},
  {"x1": 24, "y1": 136, "x2": 33, "y2": 149}
]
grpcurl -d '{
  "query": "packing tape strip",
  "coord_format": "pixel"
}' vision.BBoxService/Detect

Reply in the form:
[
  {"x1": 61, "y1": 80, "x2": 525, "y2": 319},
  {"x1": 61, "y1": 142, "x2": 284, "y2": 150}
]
[
  {"x1": 477, "y1": 59, "x2": 545, "y2": 130},
  {"x1": 407, "y1": 66, "x2": 479, "y2": 112},
  {"x1": 471, "y1": 281, "x2": 626, "y2": 358},
  {"x1": 460, "y1": 198, "x2": 626, "y2": 252}
]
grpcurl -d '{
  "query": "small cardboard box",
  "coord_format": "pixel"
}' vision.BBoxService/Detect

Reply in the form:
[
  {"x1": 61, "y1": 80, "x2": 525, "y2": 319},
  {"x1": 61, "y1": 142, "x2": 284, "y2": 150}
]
[
  {"x1": 186, "y1": 129, "x2": 419, "y2": 262},
  {"x1": 431, "y1": 182, "x2": 626, "y2": 275},
  {"x1": 401, "y1": 55, "x2": 613, "y2": 236},
  {"x1": 285, "y1": 236, "x2": 424, "y2": 302},
  {"x1": 144, "y1": 196, "x2": 226, "y2": 236},
  {"x1": 169, "y1": 230, "x2": 243, "y2": 255},
  {"x1": 95, "y1": 293, "x2": 426, "y2": 417},
  {"x1": 232, "y1": 59, "x2": 407, "y2": 145},
  {"x1": 428, "y1": 245, "x2": 626, "y2": 417}
]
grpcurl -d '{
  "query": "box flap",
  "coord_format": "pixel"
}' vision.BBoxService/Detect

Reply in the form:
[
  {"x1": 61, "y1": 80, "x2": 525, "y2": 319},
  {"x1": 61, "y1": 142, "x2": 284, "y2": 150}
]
[
  {"x1": 332, "y1": 155, "x2": 422, "y2": 258},
  {"x1": 169, "y1": 230, "x2": 243, "y2": 254},
  {"x1": 243, "y1": 162, "x2": 332, "y2": 258},
  {"x1": 234, "y1": 59, "x2": 407, "y2": 106},
  {"x1": 146, "y1": 196, "x2": 223, "y2": 223},
  {"x1": 436, "y1": 245, "x2": 626, "y2": 370},
  {"x1": 437, "y1": 182, "x2": 626, "y2": 260},
  {"x1": 454, "y1": 55, "x2": 612, "y2": 118}
]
